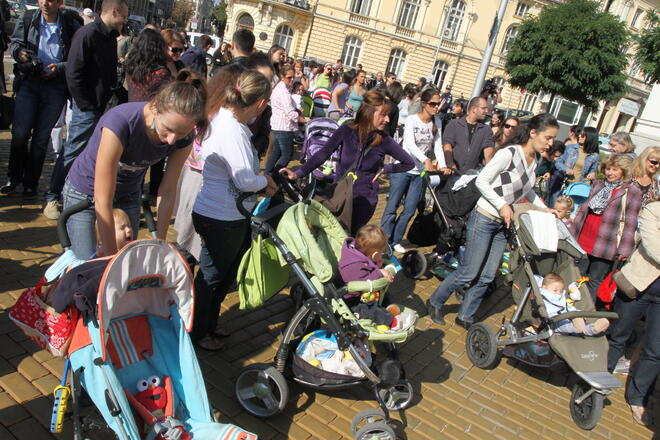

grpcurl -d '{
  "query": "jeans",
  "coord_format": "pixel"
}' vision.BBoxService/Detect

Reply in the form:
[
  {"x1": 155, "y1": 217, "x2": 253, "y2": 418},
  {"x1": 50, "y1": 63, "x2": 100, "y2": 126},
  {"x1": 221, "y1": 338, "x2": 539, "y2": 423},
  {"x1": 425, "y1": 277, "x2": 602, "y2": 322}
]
[
  {"x1": 625, "y1": 278, "x2": 660, "y2": 406},
  {"x1": 7, "y1": 78, "x2": 67, "y2": 189},
  {"x1": 62, "y1": 181, "x2": 140, "y2": 260},
  {"x1": 380, "y1": 172, "x2": 424, "y2": 245},
  {"x1": 191, "y1": 212, "x2": 249, "y2": 342},
  {"x1": 46, "y1": 102, "x2": 102, "y2": 201},
  {"x1": 265, "y1": 130, "x2": 295, "y2": 174},
  {"x1": 429, "y1": 210, "x2": 507, "y2": 323},
  {"x1": 579, "y1": 255, "x2": 613, "y2": 303}
]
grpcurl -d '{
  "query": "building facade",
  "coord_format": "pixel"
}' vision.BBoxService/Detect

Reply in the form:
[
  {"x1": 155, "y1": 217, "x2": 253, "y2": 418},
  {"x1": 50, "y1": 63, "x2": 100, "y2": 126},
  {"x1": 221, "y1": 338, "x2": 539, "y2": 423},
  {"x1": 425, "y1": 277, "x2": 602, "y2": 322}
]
[{"x1": 223, "y1": 0, "x2": 658, "y2": 136}]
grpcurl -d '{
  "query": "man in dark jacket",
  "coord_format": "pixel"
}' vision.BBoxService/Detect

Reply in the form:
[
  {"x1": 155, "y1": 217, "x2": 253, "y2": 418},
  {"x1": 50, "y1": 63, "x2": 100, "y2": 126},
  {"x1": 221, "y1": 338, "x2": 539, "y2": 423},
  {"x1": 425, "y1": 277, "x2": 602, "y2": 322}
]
[
  {"x1": 43, "y1": 0, "x2": 128, "y2": 219},
  {"x1": 442, "y1": 96, "x2": 494, "y2": 172},
  {"x1": 180, "y1": 34, "x2": 213, "y2": 77},
  {"x1": 1, "y1": 0, "x2": 80, "y2": 198}
]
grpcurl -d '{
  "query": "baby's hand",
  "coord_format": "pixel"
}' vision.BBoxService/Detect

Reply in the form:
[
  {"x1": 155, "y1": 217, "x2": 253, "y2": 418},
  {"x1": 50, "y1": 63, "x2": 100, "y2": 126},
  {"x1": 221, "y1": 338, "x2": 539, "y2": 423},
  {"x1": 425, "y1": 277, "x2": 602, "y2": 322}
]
[{"x1": 380, "y1": 269, "x2": 394, "y2": 282}]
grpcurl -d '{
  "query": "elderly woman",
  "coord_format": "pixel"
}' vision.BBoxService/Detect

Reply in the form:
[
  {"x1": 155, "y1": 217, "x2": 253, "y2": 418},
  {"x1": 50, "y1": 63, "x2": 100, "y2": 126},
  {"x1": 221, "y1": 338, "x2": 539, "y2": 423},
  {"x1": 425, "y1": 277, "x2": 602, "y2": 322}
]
[
  {"x1": 608, "y1": 131, "x2": 637, "y2": 159},
  {"x1": 571, "y1": 154, "x2": 643, "y2": 301}
]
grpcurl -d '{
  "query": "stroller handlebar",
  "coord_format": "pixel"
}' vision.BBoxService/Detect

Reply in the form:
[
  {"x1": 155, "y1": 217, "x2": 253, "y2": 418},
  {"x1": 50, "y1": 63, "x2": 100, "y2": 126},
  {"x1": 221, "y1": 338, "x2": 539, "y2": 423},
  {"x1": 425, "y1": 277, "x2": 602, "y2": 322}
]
[
  {"x1": 549, "y1": 310, "x2": 619, "y2": 323},
  {"x1": 346, "y1": 277, "x2": 391, "y2": 295},
  {"x1": 236, "y1": 191, "x2": 258, "y2": 219},
  {"x1": 58, "y1": 198, "x2": 93, "y2": 249}
]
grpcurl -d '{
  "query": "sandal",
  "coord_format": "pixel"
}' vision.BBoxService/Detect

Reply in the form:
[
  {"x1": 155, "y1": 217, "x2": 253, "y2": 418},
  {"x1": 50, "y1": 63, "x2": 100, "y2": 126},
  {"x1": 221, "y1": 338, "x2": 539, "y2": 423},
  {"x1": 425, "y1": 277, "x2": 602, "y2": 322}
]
[
  {"x1": 195, "y1": 335, "x2": 225, "y2": 352},
  {"x1": 630, "y1": 404, "x2": 649, "y2": 426}
]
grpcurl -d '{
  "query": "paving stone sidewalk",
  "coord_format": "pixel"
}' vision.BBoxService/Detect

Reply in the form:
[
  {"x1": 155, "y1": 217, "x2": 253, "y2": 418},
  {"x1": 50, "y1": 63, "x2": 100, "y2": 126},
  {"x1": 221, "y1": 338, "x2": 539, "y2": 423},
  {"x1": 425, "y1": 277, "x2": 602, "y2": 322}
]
[{"x1": 0, "y1": 133, "x2": 657, "y2": 439}]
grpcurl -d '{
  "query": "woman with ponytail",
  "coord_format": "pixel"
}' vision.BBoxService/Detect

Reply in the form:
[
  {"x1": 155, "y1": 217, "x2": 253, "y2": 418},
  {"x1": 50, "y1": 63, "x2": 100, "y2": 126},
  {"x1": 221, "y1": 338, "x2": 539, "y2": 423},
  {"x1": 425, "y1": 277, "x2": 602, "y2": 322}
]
[
  {"x1": 191, "y1": 70, "x2": 276, "y2": 350},
  {"x1": 63, "y1": 76, "x2": 208, "y2": 260}
]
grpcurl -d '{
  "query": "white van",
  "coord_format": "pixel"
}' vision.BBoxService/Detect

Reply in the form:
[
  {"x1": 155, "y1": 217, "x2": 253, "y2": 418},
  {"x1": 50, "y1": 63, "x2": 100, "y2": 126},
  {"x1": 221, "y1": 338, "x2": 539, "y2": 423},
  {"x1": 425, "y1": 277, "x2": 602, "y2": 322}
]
[{"x1": 187, "y1": 32, "x2": 221, "y2": 54}]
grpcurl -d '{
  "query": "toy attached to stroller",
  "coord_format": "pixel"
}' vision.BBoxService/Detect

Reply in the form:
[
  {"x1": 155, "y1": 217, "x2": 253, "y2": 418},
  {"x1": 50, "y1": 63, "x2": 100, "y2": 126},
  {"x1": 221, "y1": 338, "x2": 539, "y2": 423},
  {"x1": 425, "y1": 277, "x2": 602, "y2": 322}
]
[
  {"x1": 233, "y1": 188, "x2": 418, "y2": 440},
  {"x1": 464, "y1": 205, "x2": 620, "y2": 430}
]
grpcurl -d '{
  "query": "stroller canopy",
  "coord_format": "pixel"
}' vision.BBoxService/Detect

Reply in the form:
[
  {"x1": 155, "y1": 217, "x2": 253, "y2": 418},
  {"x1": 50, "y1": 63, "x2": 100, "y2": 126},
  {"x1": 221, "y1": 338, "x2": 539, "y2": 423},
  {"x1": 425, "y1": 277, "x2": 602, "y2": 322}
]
[{"x1": 98, "y1": 240, "x2": 193, "y2": 362}]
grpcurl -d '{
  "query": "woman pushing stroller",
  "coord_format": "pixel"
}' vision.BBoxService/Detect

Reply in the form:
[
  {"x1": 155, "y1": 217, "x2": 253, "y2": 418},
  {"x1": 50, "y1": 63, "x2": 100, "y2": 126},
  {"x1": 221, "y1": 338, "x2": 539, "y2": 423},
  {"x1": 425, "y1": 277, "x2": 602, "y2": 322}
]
[{"x1": 427, "y1": 114, "x2": 560, "y2": 328}]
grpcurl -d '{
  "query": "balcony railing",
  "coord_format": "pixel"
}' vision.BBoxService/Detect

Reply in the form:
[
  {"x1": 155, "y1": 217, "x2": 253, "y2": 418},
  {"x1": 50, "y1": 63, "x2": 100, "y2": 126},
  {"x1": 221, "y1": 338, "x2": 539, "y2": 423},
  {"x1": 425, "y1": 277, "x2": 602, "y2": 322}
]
[
  {"x1": 395, "y1": 26, "x2": 415, "y2": 38},
  {"x1": 349, "y1": 13, "x2": 369, "y2": 25}
]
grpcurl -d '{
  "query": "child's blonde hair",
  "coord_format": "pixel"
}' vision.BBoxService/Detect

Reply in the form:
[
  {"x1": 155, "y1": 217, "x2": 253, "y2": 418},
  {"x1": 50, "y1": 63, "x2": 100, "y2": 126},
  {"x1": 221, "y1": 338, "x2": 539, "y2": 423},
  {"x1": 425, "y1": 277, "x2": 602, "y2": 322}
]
[
  {"x1": 542, "y1": 272, "x2": 564, "y2": 288},
  {"x1": 554, "y1": 195, "x2": 574, "y2": 212},
  {"x1": 355, "y1": 224, "x2": 388, "y2": 257},
  {"x1": 95, "y1": 209, "x2": 131, "y2": 240}
]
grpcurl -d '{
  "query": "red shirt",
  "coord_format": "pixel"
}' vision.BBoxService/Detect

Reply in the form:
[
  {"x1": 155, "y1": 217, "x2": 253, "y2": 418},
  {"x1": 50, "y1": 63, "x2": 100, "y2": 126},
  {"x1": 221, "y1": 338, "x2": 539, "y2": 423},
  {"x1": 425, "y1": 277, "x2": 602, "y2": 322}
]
[{"x1": 578, "y1": 188, "x2": 620, "y2": 255}]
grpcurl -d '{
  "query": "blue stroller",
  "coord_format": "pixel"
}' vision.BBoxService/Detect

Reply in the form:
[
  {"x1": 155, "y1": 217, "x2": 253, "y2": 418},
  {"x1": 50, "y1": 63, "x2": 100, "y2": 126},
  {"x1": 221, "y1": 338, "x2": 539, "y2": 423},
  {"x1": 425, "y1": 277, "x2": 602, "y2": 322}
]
[{"x1": 563, "y1": 182, "x2": 591, "y2": 216}]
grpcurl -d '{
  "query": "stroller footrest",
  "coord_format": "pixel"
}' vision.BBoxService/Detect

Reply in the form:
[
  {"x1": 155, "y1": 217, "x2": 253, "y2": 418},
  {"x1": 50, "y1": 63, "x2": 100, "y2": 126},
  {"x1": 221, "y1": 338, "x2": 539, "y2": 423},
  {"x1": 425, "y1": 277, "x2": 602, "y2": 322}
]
[{"x1": 575, "y1": 371, "x2": 623, "y2": 390}]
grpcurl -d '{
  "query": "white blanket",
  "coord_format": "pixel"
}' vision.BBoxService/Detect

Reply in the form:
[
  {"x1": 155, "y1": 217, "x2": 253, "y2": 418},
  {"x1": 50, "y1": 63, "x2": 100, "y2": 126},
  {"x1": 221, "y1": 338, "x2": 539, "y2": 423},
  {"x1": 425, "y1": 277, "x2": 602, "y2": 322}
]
[{"x1": 527, "y1": 210, "x2": 559, "y2": 253}]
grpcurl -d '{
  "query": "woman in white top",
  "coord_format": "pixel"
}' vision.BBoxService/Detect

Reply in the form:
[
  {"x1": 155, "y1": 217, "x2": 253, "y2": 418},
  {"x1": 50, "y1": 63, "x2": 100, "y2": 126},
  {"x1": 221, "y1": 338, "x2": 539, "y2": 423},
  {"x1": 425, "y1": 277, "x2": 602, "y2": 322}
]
[
  {"x1": 427, "y1": 114, "x2": 559, "y2": 328},
  {"x1": 191, "y1": 70, "x2": 277, "y2": 350},
  {"x1": 381, "y1": 88, "x2": 448, "y2": 253}
]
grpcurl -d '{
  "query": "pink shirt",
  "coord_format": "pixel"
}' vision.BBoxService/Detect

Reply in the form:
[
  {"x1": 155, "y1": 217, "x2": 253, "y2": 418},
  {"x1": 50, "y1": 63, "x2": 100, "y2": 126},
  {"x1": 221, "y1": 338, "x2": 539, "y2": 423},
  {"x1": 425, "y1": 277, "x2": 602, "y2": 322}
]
[{"x1": 270, "y1": 81, "x2": 299, "y2": 132}]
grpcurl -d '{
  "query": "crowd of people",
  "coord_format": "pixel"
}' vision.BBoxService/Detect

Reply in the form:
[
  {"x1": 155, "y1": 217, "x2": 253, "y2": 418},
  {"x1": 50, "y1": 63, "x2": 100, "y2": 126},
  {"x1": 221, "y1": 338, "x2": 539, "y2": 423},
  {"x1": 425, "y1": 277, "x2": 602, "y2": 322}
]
[{"x1": 1, "y1": 0, "x2": 659, "y2": 427}]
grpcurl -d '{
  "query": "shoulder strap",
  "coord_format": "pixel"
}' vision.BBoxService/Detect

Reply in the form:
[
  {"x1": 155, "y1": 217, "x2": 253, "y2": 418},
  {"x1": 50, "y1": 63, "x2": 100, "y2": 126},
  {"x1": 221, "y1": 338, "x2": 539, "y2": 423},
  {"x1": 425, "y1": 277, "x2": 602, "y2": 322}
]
[
  {"x1": 616, "y1": 186, "x2": 629, "y2": 248},
  {"x1": 347, "y1": 144, "x2": 372, "y2": 174}
]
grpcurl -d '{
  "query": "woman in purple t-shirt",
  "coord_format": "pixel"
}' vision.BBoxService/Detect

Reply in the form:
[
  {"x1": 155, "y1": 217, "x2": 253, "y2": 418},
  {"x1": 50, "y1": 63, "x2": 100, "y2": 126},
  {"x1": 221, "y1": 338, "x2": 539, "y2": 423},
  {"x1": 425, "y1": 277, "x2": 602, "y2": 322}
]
[{"x1": 63, "y1": 80, "x2": 207, "y2": 259}]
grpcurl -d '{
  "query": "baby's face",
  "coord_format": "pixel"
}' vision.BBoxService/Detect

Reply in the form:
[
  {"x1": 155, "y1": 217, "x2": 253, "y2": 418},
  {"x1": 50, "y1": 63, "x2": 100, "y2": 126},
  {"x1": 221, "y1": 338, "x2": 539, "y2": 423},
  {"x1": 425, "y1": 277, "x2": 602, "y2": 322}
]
[
  {"x1": 554, "y1": 203, "x2": 571, "y2": 220},
  {"x1": 114, "y1": 213, "x2": 133, "y2": 250},
  {"x1": 544, "y1": 281, "x2": 564, "y2": 295}
]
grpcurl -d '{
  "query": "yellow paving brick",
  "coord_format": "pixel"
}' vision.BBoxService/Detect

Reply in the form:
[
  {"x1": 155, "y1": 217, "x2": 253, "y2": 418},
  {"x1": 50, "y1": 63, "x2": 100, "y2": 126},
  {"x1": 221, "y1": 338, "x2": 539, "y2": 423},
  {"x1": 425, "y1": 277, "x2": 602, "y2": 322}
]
[
  {"x1": 10, "y1": 356, "x2": 49, "y2": 382},
  {"x1": 0, "y1": 392, "x2": 30, "y2": 427},
  {"x1": 296, "y1": 414, "x2": 342, "y2": 440},
  {"x1": 31, "y1": 375, "x2": 60, "y2": 397},
  {"x1": 8, "y1": 417, "x2": 53, "y2": 440},
  {"x1": 0, "y1": 372, "x2": 40, "y2": 403},
  {"x1": 40, "y1": 358, "x2": 65, "y2": 380},
  {"x1": 0, "y1": 335, "x2": 26, "y2": 359}
]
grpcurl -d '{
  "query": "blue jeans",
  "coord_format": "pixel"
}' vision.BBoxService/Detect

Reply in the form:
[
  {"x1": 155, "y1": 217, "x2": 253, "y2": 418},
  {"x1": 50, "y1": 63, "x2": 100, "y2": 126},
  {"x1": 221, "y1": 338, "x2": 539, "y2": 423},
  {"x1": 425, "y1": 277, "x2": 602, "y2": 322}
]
[
  {"x1": 380, "y1": 172, "x2": 423, "y2": 245},
  {"x1": 7, "y1": 78, "x2": 67, "y2": 189},
  {"x1": 265, "y1": 130, "x2": 295, "y2": 174},
  {"x1": 46, "y1": 102, "x2": 102, "y2": 201},
  {"x1": 62, "y1": 181, "x2": 140, "y2": 260},
  {"x1": 191, "y1": 212, "x2": 250, "y2": 342},
  {"x1": 429, "y1": 210, "x2": 507, "y2": 323}
]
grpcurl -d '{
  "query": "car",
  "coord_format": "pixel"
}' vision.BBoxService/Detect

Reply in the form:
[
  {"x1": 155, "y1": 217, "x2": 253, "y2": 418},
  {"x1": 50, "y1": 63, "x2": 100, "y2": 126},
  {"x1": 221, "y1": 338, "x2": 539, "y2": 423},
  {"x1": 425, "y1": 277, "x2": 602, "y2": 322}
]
[{"x1": 495, "y1": 107, "x2": 534, "y2": 122}]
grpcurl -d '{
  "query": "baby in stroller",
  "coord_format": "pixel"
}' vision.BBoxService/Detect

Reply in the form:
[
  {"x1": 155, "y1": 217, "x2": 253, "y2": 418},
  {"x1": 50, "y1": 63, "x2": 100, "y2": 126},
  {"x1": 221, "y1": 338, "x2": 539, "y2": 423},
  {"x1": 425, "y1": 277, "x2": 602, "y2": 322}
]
[
  {"x1": 540, "y1": 272, "x2": 609, "y2": 336},
  {"x1": 339, "y1": 225, "x2": 415, "y2": 332}
]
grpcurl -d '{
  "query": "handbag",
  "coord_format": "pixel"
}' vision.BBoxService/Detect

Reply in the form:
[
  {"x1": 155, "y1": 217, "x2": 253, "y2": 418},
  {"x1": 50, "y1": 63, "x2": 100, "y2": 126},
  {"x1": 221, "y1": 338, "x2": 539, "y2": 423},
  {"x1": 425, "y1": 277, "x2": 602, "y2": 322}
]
[
  {"x1": 9, "y1": 277, "x2": 80, "y2": 357},
  {"x1": 313, "y1": 143, "x2": 373, "y2": 232},
  {"x1": 596, "y1": 260, "x2": 624, "y2": 309}
]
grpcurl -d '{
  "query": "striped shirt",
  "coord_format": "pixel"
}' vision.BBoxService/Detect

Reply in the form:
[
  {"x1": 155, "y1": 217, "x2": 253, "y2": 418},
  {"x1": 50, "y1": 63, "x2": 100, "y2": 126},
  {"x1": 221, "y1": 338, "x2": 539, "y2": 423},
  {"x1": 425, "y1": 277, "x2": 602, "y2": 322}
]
[{"x1": 270, "y1": 81, "x2": 299, "y2": 132}]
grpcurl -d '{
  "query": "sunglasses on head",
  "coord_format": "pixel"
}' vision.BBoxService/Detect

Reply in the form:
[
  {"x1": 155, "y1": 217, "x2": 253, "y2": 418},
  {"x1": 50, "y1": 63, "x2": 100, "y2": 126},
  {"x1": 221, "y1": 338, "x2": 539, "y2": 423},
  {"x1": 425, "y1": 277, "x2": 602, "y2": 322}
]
[
  {"x1": 649, "y1": 159, "x2": 660, "y2": 166},
  {"x1": 169, "y1": 47, "x2": 184, "y2": 54}
]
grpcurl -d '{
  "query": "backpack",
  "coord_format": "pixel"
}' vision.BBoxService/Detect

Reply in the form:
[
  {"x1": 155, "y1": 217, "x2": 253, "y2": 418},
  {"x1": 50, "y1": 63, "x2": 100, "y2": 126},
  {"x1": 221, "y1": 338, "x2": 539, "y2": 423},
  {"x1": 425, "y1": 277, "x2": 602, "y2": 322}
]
[{"x1": 300, "y1": 117, "x2": 339, "y2": 181}]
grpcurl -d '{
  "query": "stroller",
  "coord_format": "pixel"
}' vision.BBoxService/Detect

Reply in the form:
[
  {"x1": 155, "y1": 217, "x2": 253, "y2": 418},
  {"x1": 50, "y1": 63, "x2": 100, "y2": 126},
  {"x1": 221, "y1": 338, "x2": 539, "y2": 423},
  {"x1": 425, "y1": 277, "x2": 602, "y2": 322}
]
[
  {"x1": 464, "y1": 205, "x2": 621, "y2": 430},
  {"x1": 299, "y1": 117, "x2": 339, "y2": 182},
  {"x1": 233, "y1": 189, "x2": 418, "y2": 440},
  {"x1": 563, "y1": 181, "x2": 591, "y2": 216},
  {"x1": 12, "y1": 201, "x2": 257, "y2": 440}
]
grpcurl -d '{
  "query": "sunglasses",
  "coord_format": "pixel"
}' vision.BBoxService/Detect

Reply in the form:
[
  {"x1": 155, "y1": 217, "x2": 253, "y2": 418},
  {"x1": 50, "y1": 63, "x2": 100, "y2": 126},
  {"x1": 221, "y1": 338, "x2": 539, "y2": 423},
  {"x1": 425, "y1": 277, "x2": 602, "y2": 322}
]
[
  {"x1": 284, "y1": 76, "x2": 294, "y2": 80},
  {"x1": 169, "y1": 47, "x2": 184, "y2": 54},
  {"x1": 426, "y1": 102, "x2": 441, "y2": 107},
  {"x1": 503, "y1": 123, "x2": 517, "y2": 129},
  {"x1": 649, "y1": 159, "x2": 660, "y2": 166}
]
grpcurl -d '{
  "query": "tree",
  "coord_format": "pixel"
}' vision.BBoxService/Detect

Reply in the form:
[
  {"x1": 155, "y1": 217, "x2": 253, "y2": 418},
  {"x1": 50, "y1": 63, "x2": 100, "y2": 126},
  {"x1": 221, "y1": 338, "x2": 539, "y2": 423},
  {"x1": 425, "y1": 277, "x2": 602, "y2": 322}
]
[
  {"x1": 635, "y1": 9, "x2": 660, "y2": 83},
  {"x1": 211, "y1": 3, "x2": 228, "y2": 39},
  {"x1": 171, "y1": 0, "x2": 195, "y2": 29},
  {"x1": 505, "y1": 0, "x2": 630, "y2": 111}
]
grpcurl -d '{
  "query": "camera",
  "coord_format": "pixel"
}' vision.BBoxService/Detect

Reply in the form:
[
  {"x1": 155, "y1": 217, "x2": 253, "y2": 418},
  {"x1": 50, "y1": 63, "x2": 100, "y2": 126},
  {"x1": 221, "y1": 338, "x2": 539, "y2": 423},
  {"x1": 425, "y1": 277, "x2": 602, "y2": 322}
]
[
  {"x1": 481, "y1": 78, "x2": 499, "y2": 97},
  {"x1": 15, "y1": 50, "x2": 43, "y2": 77}
]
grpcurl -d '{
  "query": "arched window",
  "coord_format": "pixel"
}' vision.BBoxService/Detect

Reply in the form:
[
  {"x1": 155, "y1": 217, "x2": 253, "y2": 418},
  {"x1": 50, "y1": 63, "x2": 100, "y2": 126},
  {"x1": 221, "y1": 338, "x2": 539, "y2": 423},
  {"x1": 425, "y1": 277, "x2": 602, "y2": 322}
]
[
  {"x1": 350, "y1": 0, "x2": 371, "y2": 15},
  {"x1": 442, "y1": 0, "x2": 465, "y2": 41},
  {"x1": 237, "y1": 13, "x2": 254, "y2": 32},
  {"x1": 432, "y1": 61, "x2": 449, "y2": 88},
  {"x1": 274, "y1": 24, "x2": 294, "y2": 52},
  {"x1": 501, "y1": 26, "x2": 519, "y2": 55},
  {"x1": 386, "y1": 48, "x2": 407, "y2": 78},
  {"x1": 341, "y1": 36, "x2": 362, "y2": 68},
  {"x1": 397, "y1": 0, "x2": 421, "y2": 29}
]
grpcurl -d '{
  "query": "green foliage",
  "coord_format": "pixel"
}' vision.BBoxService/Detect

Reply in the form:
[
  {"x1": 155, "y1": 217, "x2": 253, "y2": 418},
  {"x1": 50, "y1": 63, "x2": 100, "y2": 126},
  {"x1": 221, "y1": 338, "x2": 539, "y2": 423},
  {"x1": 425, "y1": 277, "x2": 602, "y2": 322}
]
[
  {"x1": 211, "y1": 3, "x2": 228, "y2": 37},
  {"x1": 505, "y1": 0, "x2": 631, "y2": 110},
  {"x1": 635, "y1": 9, "x2": 660, "y2": 83}
]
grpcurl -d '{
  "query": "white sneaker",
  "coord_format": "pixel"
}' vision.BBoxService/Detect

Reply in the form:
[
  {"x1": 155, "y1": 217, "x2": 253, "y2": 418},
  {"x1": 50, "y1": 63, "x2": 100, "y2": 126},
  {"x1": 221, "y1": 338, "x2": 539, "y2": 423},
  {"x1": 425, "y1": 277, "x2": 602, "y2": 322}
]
[
  {"x1": 43, "y1": 200, "x2": 61, "y2": 220},
  {"x1": 393, "y1": 244, "x2": 406, "y2": 254},
  {"x1": 614, "y1": 358, "x2": 630, "y2": 375}
]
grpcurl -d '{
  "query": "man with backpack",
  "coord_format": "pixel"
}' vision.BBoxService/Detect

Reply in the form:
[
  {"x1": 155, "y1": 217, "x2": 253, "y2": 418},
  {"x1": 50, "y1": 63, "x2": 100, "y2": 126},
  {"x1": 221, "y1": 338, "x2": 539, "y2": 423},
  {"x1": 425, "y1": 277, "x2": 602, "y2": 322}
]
[{"x1": 0, "y1": 0, "x2": 81, "y2": 198}]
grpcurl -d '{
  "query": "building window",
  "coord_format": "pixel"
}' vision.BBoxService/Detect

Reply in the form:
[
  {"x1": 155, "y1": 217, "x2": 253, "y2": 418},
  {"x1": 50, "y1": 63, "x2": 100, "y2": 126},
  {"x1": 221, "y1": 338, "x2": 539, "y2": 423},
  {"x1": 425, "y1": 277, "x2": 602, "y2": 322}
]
[
  {"x1": 273, "y1": 24, "x2": 294, "y2": 52},
  {"x1": 386, "y1": 48, "x2": 407, "y2": 78},
  {"x1": 631, "y1": 8, "x2": 643, "y2": 27},
  {"x1": 341, "y1": 36, "x2": 362, "y2": 68},
  {"x1": 617, "y1": 1, "x2": 631, "y2": 22},
  {"x1": 442, "y1": 0, "x2": 466, "y2": 41},
  {"x1": 350, "y1": 0, "x2": 371, "y2": 15},
  {"x1": 501, "y1": 26, "x2": 519, "y2": 55},
  {"x1": 397, "y1": 0, "x2": 420, "y2": 29},
  {"x1": 432, "y1": 61, "x2": 449, "y2": 88},
  {"x1": 514, "y1": 2, "x2": 530, "y2": 18},
  {"x1": 237, "y1": 13, "x2": 254, "y2": 32}
]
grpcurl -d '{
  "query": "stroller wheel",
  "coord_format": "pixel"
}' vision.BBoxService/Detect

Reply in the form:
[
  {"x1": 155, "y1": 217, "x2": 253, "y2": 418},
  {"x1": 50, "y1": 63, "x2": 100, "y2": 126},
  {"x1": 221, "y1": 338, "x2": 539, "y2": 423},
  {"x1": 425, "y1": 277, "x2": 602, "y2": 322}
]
[
  {"x1": 351, "y1": 408, "x2": 388, "y2": 435},
  {"x1": 401, "y1": 250, "x2": 427, "y2": 280},
  {"x1": 354, "y1": 421, "x2": 396, "y2": 440},
  {"x1": 570, "y1": 381, "x2": 604, "y2": 430},
  {"x1": 466, "y1": 323, "x2": 500, "y2": 369},
  {"x1": 235, "y1": 364, "x2": 289, "y2": 418},
  {"x1": 375, "y1": 379, "x2": 414, "y2": 411}
]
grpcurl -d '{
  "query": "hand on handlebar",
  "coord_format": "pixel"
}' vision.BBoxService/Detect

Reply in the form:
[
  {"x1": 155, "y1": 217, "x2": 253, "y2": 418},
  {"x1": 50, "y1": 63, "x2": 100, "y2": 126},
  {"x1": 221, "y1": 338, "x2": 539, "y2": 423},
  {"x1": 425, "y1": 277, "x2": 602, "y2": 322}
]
[
  {"x1": 279, "y1": 168, "x2": 297, "y2": 180},
  {"x1": 499, "y1": 204, "x2": 514, "y2": 228}
]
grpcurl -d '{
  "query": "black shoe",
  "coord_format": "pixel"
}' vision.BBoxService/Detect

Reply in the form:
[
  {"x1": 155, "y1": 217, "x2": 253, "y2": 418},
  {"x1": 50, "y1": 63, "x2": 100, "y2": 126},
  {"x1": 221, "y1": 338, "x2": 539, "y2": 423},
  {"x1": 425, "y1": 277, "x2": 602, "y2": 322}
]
[
  {"x1": 0, "y1": 182, "x2": 17, "y2": 194},
  {"x1": 426, "y1": 300, "x2": 445, "y2": 325},
  {"x1": 455, "y1": 316, "x2": 473, "y2": 330},
  {"x1": 23, "y1": 187, "x2": 37, "y2": 199}
]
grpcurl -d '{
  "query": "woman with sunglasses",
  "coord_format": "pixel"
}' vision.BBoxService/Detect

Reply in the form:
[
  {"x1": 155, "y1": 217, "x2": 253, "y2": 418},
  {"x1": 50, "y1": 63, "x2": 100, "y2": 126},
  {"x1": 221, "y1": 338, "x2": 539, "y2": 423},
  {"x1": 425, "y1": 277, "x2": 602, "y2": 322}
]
[
  {"x1": 492, "y1": 116, "x2": 519, "y2": 150},
  {"x1": 162, "y1": 29, "x2": 186, "y2": 76},
  {"x1": 381, "y1": 88, "x2": 449, "y2": 253},
  {"x1": 631, "y1": 146, "x2": 660, "y2": 207},
  {"x1": 62, "y1": 78, "x2": 208, "y2": 259}
]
